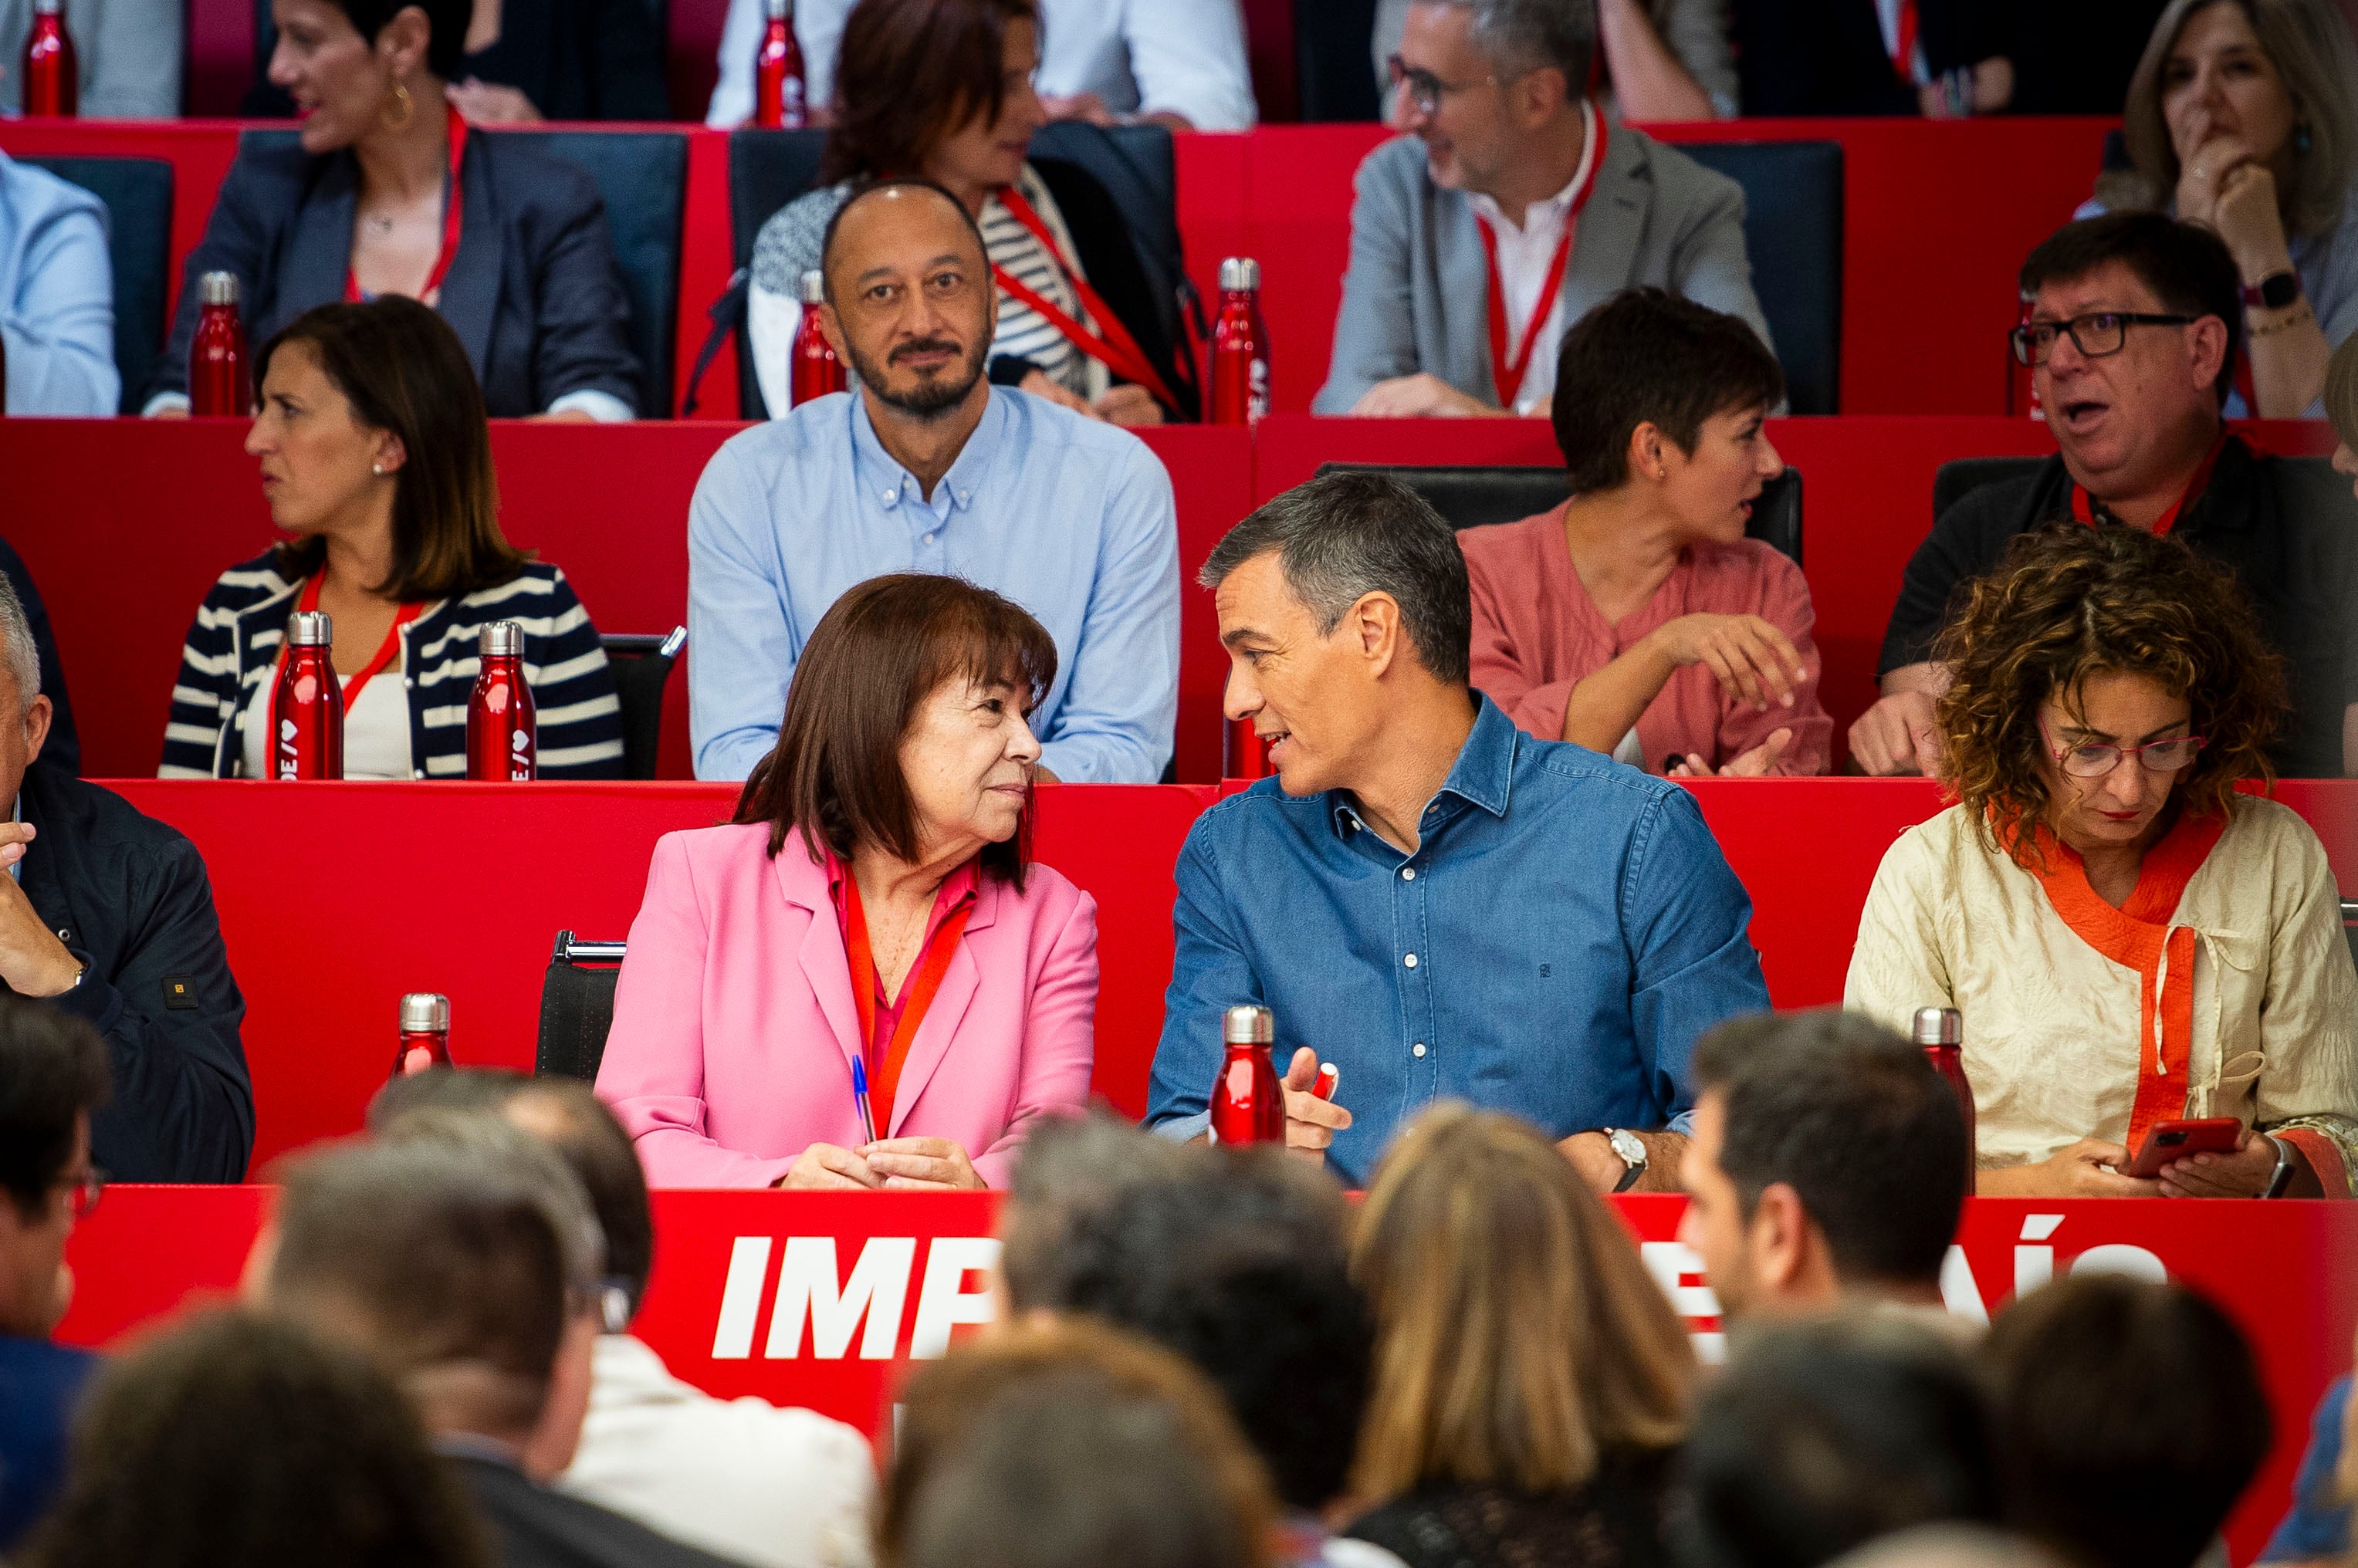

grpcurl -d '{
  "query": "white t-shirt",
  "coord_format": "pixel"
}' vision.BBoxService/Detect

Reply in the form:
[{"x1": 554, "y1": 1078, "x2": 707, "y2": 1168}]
[{"x1": 239, "y1": 659, "x2": 414, "y2": 780}]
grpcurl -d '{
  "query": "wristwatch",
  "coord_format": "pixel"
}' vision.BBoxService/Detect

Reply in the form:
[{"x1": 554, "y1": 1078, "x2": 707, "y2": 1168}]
[
  {"x1": 2261, "y1": 1134, "x2": 2297, "y2": 1198},
  {"x1": 1603, "y1": 1128, "x2": 1648, "y2": 1193},
  {"x1": 2241, "y1": 271, "x2": 2302, "y2": 311}
]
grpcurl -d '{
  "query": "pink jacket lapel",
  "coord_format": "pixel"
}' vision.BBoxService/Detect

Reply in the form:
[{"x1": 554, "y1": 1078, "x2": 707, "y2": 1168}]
[{"x1": 769, "y1": 836, "x2": 864, "y2": 1077}]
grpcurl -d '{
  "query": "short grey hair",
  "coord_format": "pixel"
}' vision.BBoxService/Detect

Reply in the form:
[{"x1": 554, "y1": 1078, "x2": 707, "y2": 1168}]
[
  {"x1": 0, "y1": 576, "x2": 42, "y2": 714},
  {"x1": 1200, "y1": 471, "x2": 1473, "y2": 685},
  {"x1": 1002, "y1": 1110, "x2": 1196, "y2": 1314},
  {"x1": 1428, "y1": 0, "x2": 1597, "y2": 89}
]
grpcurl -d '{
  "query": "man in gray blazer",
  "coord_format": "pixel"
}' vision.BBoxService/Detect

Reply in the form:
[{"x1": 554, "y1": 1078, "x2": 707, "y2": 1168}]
[{"x1": 1317, "y1": 0, "x2": 1771, "y2": 420}]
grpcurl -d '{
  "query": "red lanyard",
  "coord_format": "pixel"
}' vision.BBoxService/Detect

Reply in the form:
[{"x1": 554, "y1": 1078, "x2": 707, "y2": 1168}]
[
  {"x1": 276, "y1": 575, "x2": 425, "y2": 711},
  {"x1": 989, "y1": 183, "x2": 1182, "y2": 413},
  {"x1": 2069, "y1": 433, "x2": 2229, "y2": 537},
  {"x1": 1890, "y1": 0, "x2": 1919, "y2": 79},
  {"x1": 346, "y1": 103, "x2": 469, "y2": 306},
  {"x1": 842, "y1": 872, "x2": 975, "y2": 1137},
  {"x1": 1474, "y1": 113, "x2": 1605, "y2": 409}
]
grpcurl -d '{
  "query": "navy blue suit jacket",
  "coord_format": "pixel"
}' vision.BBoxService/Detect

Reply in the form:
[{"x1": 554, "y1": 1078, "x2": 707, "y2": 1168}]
[{"x1": 145, "y1": 128, "x2": 642, "y2": 417}]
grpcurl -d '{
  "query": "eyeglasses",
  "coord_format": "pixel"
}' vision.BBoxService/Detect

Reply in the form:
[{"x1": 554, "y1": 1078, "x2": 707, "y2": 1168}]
[
  {"x1": 59, "y1": 1166, "x2": 104, "y2": 1220},
  {"x1": 1385, "y1": 53, "x2": 1499, "y2": 117},
  {"x1": 2008, "y1": 311, "x2": 2199, "y2": 367},
  {"x1": 2040, "y1": 720, "x2": 2207, "y2": 779}
]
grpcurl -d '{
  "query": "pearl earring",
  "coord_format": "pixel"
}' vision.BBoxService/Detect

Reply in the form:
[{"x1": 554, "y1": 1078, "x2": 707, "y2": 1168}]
[{"x1": 372, "y1": 463, "x2": 384, "y2": 475}]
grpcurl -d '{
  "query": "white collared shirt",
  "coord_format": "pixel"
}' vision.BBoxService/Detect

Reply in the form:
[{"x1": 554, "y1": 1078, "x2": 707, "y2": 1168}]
[{"x1": 1464, "y1": 100, "x2": 1599, "y2": 415}]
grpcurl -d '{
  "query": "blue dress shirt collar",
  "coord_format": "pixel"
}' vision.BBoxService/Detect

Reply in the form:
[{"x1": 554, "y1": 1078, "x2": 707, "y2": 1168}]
[
  {"x1": 1327, "y1": 694, "x2": 1517, "y2": 843},
  {"x1": 848, "y1": 385, "x2": 1002, "y2": 520}
]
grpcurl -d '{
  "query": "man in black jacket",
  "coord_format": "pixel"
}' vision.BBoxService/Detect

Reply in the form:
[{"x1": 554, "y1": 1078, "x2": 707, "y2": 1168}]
[
  {"x1": 1853, "y1": 213, "x2": 2356, "y2": 779},
  {"x1": 0, "y1": 577, "x2": 250, "y2": 1182}
]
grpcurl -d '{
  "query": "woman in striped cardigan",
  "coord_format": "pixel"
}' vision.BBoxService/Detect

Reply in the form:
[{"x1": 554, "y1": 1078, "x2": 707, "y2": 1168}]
[{"x1": 161, "y1": 299, "x2": 624, "y2": 781}]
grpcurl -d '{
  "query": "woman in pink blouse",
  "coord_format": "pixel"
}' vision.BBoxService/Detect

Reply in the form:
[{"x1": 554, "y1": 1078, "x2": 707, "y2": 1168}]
[
  {"x1": 1464, "y1": 289, "x2": 1832, "y2": 776},
  {"x1": 596, "y1": 574, "x2": 1098, "y2": 1190}
]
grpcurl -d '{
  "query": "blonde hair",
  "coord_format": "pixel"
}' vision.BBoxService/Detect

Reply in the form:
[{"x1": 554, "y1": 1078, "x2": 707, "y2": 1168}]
[
  {"x1": 2099, "y1": 0, "x2": 2358, "y2": 239},
  {"x1": 1347, "y1": 1103, "x2": 1694, "y2": 1503}
]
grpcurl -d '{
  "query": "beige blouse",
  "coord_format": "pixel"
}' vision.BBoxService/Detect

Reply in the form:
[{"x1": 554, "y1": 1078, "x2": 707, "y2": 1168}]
[{"x1": 1845, "y1": 797, "x2": 2358, "y2": 1188}]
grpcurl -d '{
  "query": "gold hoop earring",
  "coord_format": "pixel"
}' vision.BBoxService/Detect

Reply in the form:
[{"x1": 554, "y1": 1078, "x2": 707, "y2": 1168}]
[{"x1": 381, "y1": 78, "x2": 414, "y2": 131}]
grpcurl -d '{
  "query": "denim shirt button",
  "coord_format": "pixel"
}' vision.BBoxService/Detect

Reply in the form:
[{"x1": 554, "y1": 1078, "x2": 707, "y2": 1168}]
[
  {"x1": 1400, "y1": 867, "x2": 1416, "y2": 880},
  {"x1": 1402, "y1": 952, "x2": 1418, "y2": 968},
  {"x1": 1412, "y1": 1042, "x2": 1427, "y2": 1057}
]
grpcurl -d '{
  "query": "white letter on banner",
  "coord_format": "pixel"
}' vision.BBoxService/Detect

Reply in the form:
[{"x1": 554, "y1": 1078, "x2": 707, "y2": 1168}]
[
  {"x1": 908, "y1": 1237, "x2": 1002, "y2": 1359},
  {"x1": 766, "y1": 1236, "x2": 916, "y2": 1360},
  {"x1": 2070, "y1": 1244, "x2": 2167, "y2": 1282},
  {"x1": 1939, "y1": 1245, "x2": 1990, "y2": 1326},
  {"x1": 711, "y1": 1237, "x2": 773, "y2": 1360},
  {"x1": 1639, "y1": 1242, "x2": 1722, "y2": 1320}
]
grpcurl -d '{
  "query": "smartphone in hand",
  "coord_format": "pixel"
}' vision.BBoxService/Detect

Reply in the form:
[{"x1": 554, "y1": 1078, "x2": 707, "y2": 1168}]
[{"x1": 2123, "y1": 1118, "x2": 2243, "y2": 1179}]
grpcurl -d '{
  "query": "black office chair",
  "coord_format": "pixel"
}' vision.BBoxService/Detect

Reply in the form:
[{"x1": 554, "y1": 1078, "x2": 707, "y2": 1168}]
[
  {"x1": 712, "y1": 127, "x2": 829, "y2": 418},
  {"x1": 528, "y1": 130, "x2": 688, "y2": 417},
  {"x1": 22, "y1": 156, "x2": 174, "y2": 414},
  {"x1": 1294, "y1": 0, "x2": 1382, "y2": 121},
  {"x1": 603, "y1": 627, "x2": 685, "y2": 782},
  {"x1": 537, "y1": 930, "x2": 625, "y2": 1081},
  {"x1": 1930, "y1": 456, "x2": 2046, "y2": 522},
  {"x1": 1315, "y1": 462, "x2": 1805, "y2": 566},
  {"x1": 1676, "y1": 142, "x2": 1844, "y2": 417}
]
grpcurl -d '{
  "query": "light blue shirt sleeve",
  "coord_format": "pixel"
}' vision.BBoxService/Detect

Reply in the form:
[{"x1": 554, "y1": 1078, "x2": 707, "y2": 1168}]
[
  {"x1": 1037, "y1": 441, "x2": 1179, "y2": 783},
  {"x1": 687, "y1": 439, "x2": 801, "y2": 781},
  {"x1": 1, "y1": 162, "x2": 119, "y2": 417}
]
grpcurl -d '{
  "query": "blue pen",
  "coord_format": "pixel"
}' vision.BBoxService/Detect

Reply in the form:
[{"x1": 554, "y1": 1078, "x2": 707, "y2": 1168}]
[{"x1": 851, "y1": 1056, "x2": 878, "y2": 1145}]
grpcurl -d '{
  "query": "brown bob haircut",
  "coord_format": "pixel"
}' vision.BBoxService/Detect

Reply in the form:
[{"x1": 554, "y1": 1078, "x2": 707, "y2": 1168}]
[
  {"x1": 1932, "y1": 523, "x2": 2285, "y2": 869},
  {"x1": 1551, "y1": 288, "x2": 1783, "y2": 495},
  {"x1": 259, "y1": 298, "x2": 530, "y2": 602},
  {"x1": 1348, "y1": 1103, "x2": 1694, "y2": 1504},
  {"x1": 819, "y1": 0, "x2": 1039, "y2": 185},
  {"x1": 734, "y1": 573, "x2": 1057, "y2": 886}
]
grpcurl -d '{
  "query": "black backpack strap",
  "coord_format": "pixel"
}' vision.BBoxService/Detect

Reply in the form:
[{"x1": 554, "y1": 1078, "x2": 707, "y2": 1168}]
[{"x1": 683, "y1": 267, "x2": 753, "y2": 420}]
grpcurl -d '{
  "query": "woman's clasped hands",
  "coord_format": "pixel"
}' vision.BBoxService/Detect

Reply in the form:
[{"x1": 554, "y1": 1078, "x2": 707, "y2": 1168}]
[{"x1": 780, "y1": 1137, "x2": 986, "y2": 1191}]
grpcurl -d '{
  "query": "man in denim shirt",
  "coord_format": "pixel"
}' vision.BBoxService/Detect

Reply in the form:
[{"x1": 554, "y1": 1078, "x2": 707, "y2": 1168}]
[{"x1": 1146, "y1": 472, "x2": 1768, "y2": 1190}]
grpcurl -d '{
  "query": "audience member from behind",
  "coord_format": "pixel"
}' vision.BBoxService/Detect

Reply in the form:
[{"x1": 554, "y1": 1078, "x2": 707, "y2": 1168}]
[
  {"x1": 1683, "y1": 1316, "x2": 2002, "y2": 1568},
  {"x1": 1856, "y1": 213, "x2": 2355, "y2": 778},
  {"x1": 161, "y1": 301, "x2": 625, "y2": 781},
  {"x1": 1984, "y1": 1276, "x2": 2273, "y2": 1568},
  {"x1": 1029, "y1": 1143, "x2": 1389, "y2": 1567},
  {"x1": 2255, "y1": 1320, "x2": 2354, "y2": 1568},
  {"x1": 1848, "y1": 525, "x2": 2358, "y2": 1198},
  {"x1": 0, "y1": 578, "x2": 252, "y2": 1182},
  {"x1": 688, "y1": 180, "x2": 1179, "y2": 783},
  {"x1": 1316, "y1": 0, "x2": 1771, "y2": 418},
  {"x1": 1343, "y1": 1104, "x2": 1693, "y2": 1568},
  {"x1": 1149, "y1": 472, "x2": 1769, "y2": 1191},
  {"x1": 370, "y1": 1070, "x2": 878, "y2": 1568},
  {"x1": 1679, "y1": 1010, "x2": 1968, "y2": 1326},
  {"x1": 2095, "y1": 0, "x2": 2358, "y2": 417},
  {"x1": 745, "y1": 0, "x2": 1193, "y2": 424},
  {"x1": 0, "y1": 1002, "x2": 108, "y2": 1552},
  {"x1": 253, "y1": 1115, "x2": 743, "y2": 1568},
  {"x1": 994, "y1": 1106, "x2": 1193, "y2": 1318},
  {"x1": 16, "y1": 1309, "x2": 490, "y2": 1568},
  {"x1": 0, "y1": 151, "x2": 118, "y2": 417},
  {"x1": 883, "y1": 1319, "x2": 1277, "y2": 1568},
  {"x1": 603, "y1": 575, "x2": 1098, "y2": 1190},
  {"x1": 1465, "y1": 289, "x2": 1830, "y2": 775},
  {"x1": 144, "y1": 0, "x2": 639, "y2": 419}
]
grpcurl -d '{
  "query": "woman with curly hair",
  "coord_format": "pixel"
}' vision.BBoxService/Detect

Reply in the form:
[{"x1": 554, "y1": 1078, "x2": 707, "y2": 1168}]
[{"x1": 1845, "y1": 522, "x2": 2358, "y2": 1200}]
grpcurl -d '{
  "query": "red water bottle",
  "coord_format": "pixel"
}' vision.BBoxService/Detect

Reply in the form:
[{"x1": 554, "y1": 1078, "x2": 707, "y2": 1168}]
[
  {"x1": 19, "y1": 0, "x2": 77, "y2": 117},
  {"x1": 271, "y1": 611, "x2": 343, "y2": 779},
  {"x1": 790, "y1": 270, "x2": 846, "y2": 405},
  {"x1": 1208, "y1": 258, "x2": 1270, "y2": 427},
  {"x1": 1209, "y1": 1004, "x2": 1284, "y2": 1145},
  {"x1": 753, "y1": 0, "x2": 806, "y2": 129},
  {"x1": 466, "y1": 620, "x2": 536, "y2": 781},
  {"x1": 1913, "y1": 1006, "x2": 1977, "y2": 1186},
  {"x1": 393, "y1": 992, "x2": 453, "y2": 1077},
  {"x1": 1223, "y1": 718, "x2": 1270, "y2": 780},
  {"x1": 189, "y1": 272, "x2": 252, "y2": 418}
]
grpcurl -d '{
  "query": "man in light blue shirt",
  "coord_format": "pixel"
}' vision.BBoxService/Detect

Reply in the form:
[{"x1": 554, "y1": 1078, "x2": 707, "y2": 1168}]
[
  {"x1": 0, "y1": 152, "x2": 117, "y2": 417},
  {"x1": 687, "y1": 179, "x2": 1179, "y2": 783}
]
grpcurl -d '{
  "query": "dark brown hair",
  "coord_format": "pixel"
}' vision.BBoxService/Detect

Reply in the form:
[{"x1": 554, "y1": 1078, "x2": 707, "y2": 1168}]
[
  {"x1": 1932, "y1": 523, "x2": 2285, "y2": 869},
  {"x1": 2017, "y1": 214, "x2": 2244, "y2": 406},
  {"x1": 259, "y1": 298, "x2": 532, "y2": 601},
  {"x1": 733, "y1": 573, "x2": 1056, "y2": 887},
  {"x1": 881, "y1": 1319, "x2": 1276, "y2": 1568},
  {"x1": 0, "y1": 995, "x2": 109, "y2": 1222},
  {"x1": 18, "y1": 1309, "x2": 491, "y2": 1568},
  {"x1": 819, "y1": 0, "x2": 1039, "y2": 184},
  {"x1": 1551, "y1": 288, "x2": 1785, "y2": 495}
]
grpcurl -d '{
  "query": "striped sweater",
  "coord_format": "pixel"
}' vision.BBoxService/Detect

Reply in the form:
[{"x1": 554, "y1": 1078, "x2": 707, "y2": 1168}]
[{"x1": 161, "y1": 552, "x2": 627, "y2": 780}]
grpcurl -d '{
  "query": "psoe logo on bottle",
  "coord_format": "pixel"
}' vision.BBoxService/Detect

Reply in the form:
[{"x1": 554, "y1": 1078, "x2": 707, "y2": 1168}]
[{"x1": 706, "y1": 1235, "x2": 1000, "y2": 1363}]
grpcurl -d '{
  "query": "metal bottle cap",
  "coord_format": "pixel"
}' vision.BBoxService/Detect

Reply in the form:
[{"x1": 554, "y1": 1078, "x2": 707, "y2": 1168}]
[
  {"x1": 31, "y1": 0, "x2": 61, "y2": 17},
  {"x1": 1219, "y1": 257, "x2": 1260, "y2": 292},
  {"x1": 797, "y1": 269, "x2": 827, "y2": 306},
  {"x1": 401, "y1": 993, "x2": 451, "y2": 1032},
  {"x1": 1912, "y1": 1006, "x2": 1962, "y2": 1046},
  {"x1": 1223, "y1": 1004, "x2": 1273, "y2": 1045},
  {"x1": 764, "y1": 0, "x2": 787, "y2": 19},
  {"x1": 288, "y1": 610, "x2": 333, "y2": 647},
  {"x1": 200, "y1": 271, "x2": 240, "y2": 307},
  {"x1": 479, "y1": 620, "x2": 525, "y2": 657}
]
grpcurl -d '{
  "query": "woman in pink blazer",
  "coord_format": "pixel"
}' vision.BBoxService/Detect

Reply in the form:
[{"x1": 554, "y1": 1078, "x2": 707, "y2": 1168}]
[{"x1": 597, "y1": 575, "x2": 1099, "y2": 1189}]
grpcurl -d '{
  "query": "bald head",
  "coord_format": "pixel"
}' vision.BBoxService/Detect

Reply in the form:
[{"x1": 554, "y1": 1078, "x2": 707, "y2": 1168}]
[{"x1": 816, "y1": 180, "x2": 995, "y2": 423}]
